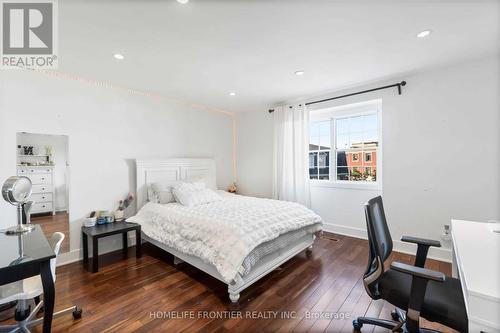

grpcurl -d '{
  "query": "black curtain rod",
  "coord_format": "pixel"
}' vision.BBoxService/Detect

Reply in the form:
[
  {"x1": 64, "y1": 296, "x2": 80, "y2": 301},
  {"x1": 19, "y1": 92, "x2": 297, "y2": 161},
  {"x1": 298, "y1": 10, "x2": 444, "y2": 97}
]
[{"x1": 268, "y1": 80, "x2": 406, "y2": 113}]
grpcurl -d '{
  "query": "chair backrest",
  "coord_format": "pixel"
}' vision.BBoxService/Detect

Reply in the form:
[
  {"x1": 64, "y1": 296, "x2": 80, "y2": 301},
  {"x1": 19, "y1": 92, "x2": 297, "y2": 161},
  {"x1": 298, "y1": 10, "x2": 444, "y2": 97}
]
[
  {"x1": 48, "y1": 232, "x2": 65, "y2": 282},
  {"x1": 362, "y1": 196, "x2": 393, "y2": 299}
]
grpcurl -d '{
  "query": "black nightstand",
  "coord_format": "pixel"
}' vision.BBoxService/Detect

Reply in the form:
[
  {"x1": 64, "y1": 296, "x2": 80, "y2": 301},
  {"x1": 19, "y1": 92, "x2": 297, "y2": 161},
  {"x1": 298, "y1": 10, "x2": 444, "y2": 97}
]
[{"x1": 82, "y1": 222, "x2": 142, "y2": 273}]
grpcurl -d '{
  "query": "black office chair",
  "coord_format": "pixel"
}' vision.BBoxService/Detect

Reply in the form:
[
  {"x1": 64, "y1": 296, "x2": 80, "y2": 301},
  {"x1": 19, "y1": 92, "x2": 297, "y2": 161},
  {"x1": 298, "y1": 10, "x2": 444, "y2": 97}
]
[{"x1": 353, "y1": 196, "x2": 468, "y2": 333}]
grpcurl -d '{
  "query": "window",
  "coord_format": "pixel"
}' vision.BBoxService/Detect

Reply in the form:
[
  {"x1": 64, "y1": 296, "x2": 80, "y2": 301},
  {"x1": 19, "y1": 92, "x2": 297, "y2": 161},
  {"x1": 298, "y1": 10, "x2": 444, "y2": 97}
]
[
  {"x1": 365, "y1": 152, "x2": 372, "y2": 162},
  {"x1": 309, "y1": 154, "x2": 314, "y2": 168},
  {"x1": 309, "y1": 101, "x2": 380, "y2": 185},
  {"x1": 309, "y1": 121, "x2": 330, "y2": 180}
]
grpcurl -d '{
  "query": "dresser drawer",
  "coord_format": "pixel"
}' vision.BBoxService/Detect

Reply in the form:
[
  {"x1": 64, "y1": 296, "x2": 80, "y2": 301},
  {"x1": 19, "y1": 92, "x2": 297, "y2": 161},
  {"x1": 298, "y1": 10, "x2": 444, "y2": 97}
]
[
  {"x1": 30, "y1": 193, "x2": 53, "y2": 203},
  {"x1": 32, "y1": 202, "x2": 53, "y2": 213},
  {"x1": 26, "y1": 173, "x2": 52, "y2": 185},
  {"x1": 32, "y1": 184, "x2": 51, "y2": 193}
]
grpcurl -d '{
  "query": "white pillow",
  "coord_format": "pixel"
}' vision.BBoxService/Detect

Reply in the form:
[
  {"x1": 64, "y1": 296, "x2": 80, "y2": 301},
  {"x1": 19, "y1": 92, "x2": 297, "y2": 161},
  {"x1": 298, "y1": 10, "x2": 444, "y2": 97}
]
[
  {"x1": 149, "y1": 182, "x2": 176, "y2": 204},
  {"x1": 172, "y1": 182, "x2": 221, "y2": 207}
]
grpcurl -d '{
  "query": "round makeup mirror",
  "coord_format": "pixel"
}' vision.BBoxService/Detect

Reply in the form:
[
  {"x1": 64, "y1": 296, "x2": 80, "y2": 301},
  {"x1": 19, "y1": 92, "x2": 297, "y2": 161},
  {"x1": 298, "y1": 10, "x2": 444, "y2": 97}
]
[
  {"x1": 2, "y1": 176, "x2": 35, "y2": 234},
  {"x1": 2, "y1": 176, "x2": 32, "y2": 205}
]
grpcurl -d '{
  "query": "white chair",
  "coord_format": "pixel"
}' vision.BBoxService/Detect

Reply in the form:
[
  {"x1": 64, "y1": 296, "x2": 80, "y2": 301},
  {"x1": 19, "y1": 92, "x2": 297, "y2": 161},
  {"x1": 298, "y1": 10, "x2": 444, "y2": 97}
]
[{"x1": 0, "y1": 232, "x2": 82, "y2": 333}]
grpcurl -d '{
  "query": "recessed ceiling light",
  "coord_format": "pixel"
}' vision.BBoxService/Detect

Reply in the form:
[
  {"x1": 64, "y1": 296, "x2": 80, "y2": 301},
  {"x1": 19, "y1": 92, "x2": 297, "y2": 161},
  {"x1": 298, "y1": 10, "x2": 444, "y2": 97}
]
[
  {"x1": 416, "y1": 30, "x2": 432, "y2": 38},
  {"x1": 177, "y1": 0, "x2": 189, "y2": 4},
  {"x1": 295, "y1": 70, "x2": 305, "y2": 76},
  {"x1": 229, "y1": 92, "x2": 236, "y2": 96},
  {"x1": 113, "y1": 53, "x2": 124, "y2": 60}
]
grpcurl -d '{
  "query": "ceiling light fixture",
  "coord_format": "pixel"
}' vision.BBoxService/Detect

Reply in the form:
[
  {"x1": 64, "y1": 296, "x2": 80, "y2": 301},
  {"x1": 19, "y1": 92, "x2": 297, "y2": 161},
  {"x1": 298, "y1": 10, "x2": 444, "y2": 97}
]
[
  {"x1": 295, "y1": 70, "x2": 305, "y2": 76},
  {"x1": 113, "y1": 53, "x2": 124, "y2": 60},
  {"x1": 229, "y1": 92, "x2": 236, "y2": 96},
  {"x1": 416, "y1": 30, "x2": 432, "y2": 38},
  {"x1": 177, "y1": 0, "x2": 189, "y2": 4}
]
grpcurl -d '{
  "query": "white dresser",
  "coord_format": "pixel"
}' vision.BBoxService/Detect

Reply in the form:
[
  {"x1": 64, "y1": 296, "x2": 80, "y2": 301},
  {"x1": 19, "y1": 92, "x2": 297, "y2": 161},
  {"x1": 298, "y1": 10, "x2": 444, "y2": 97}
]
[
  {"x1": 17, "y1": 166, "x2": 55, "y2": 215},
  {"x1": 451, "y1": 219, "x2": 500, "y2": 333}
]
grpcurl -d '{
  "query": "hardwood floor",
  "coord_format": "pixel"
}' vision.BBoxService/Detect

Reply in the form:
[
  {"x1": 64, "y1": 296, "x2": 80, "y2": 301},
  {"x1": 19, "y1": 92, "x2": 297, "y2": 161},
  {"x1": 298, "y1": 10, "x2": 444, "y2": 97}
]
[
  {"x1": 1, "y1": 233, "x2": 457, "y2": 333},
  {"x1": 32, "y1": 212, "x2": 70, "y2": 253}
]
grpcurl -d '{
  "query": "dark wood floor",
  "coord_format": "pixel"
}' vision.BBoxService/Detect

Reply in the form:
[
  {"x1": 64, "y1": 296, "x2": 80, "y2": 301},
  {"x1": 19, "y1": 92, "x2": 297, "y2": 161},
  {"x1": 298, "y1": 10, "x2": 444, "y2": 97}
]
[
  {"x1": 2, "y1": 233, "x2": 456, "y2": 333},
  {"x1": 32, "y1": 212, "x2": 70, "y2": 253}
]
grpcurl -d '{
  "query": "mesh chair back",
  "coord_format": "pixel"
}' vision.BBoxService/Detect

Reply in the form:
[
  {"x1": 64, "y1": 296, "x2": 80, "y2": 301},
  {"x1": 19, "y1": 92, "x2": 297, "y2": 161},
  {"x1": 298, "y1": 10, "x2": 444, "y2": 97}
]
[{"x1": 362, "y1": 196, "x2": 393, "y2": 298}]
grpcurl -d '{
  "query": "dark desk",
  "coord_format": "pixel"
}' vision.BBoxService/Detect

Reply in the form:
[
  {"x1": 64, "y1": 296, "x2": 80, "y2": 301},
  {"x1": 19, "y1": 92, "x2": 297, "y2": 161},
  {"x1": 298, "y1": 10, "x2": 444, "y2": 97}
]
[
  {"x1": 82, "y1": 222, "x2": 141, "y2": 273},
  {"x1": 0, "y1": 225, "x2": 55, "y2": 333}
]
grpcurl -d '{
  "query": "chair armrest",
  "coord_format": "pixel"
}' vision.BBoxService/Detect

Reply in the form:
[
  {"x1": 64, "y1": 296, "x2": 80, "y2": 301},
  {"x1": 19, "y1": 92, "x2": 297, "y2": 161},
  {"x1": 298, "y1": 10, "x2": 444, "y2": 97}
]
[
  {"x1": 401, "y1": 236, "x2": 441, "y2": 248},
  {"x1": 401, "y1": 236, "x2": 441, "y2": 268},
  {"x1": 390, "y1": 262, "x2": 445, "y2": 282},
  {"x1": 389, "y1": 261, "x2": 445, "y2": 330}
]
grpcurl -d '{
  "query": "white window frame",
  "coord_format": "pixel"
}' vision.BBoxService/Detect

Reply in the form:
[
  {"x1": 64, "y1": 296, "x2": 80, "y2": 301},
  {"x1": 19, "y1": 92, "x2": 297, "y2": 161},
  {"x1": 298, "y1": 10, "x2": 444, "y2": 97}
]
[{"x1": 309, "y1": 100, "x2": 382, "y2": 190}]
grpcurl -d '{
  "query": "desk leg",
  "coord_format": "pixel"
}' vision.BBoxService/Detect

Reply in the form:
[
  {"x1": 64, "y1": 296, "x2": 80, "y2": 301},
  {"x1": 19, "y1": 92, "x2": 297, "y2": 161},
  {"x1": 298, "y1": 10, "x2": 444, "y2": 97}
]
[
  {"x1": 82, "y1": 233, "x2": 88, "y2": 263},
  {"x1": 135, "y1": 229, "x2": 142, "y2": 258},
  {"x1": 40, "y1": 260, "x2": 55, "y2": 333},
  {"x1": 122, "y1": 232, "x2": 128, "y2": 258},
  {"x1": 92, "y1": 237, "x2": 99, "y2": 273}
]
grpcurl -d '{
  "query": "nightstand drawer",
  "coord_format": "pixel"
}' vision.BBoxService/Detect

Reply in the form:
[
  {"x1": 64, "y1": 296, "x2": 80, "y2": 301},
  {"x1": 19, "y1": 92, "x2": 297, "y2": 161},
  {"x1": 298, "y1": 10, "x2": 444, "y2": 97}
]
[
  {"x1": 31, "y1": 193, "x2": 53, "y2": 203},
  {"x1": 32, "y1": 184, "x2": 51, "y2": 193},
  {"x1": 32, "y1": 202, "x2": 53, "y2": 213}
]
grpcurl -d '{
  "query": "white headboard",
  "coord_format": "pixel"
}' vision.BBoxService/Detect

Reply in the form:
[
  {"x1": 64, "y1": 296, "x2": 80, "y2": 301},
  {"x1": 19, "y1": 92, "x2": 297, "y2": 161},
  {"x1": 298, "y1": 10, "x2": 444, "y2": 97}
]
[{"x1": 135, "y1": 158, "x2": 216, "y2": 210}]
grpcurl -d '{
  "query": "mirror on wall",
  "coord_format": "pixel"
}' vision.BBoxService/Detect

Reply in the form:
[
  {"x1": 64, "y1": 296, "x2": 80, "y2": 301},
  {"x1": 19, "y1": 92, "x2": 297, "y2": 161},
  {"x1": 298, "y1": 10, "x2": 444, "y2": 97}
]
[{"x1": 16, "y1": 132, "x2": 70, "y2": 253}]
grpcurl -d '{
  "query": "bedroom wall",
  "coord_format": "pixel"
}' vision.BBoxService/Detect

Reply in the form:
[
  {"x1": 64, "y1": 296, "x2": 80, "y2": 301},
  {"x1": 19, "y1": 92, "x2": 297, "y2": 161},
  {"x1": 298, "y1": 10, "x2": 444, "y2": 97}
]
[
  {"x1": 236, "y1": 55, "x2": 500, "y2": 261},
  {"x1": 235, "y1": 110, "x2": 274, "y2": 198},
  {"x1": 0, "y1": 70, "x2": 234, "y2": 264}
]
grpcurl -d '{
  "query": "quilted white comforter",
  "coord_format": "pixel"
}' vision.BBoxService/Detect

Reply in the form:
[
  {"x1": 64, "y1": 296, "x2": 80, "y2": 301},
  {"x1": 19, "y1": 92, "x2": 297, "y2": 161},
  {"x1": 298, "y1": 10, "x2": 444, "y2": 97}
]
[{"x1": 127, "y1": 192, "x2": 322, "y2": 283}]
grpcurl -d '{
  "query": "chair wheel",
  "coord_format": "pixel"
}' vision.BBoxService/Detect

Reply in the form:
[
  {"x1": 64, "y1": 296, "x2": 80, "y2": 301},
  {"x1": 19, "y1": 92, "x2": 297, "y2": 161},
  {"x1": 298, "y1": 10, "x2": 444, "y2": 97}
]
[
  {"x1": 391, "y1": 309, "x2": 400, "y2": 321},
  {"x1": 72, "y1": 308, "x2": 82, "y2": 319},
  {"x1": 352, "y1": 319, "x2": 363, "y2": 330}
]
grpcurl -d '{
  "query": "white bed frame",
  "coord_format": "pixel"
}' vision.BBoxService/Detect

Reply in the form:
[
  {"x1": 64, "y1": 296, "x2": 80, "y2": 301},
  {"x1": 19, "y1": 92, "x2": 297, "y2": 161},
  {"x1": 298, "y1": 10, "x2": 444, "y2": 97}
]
[{"x1": 135, "y1": 158, "x2": 314, "y2": 302}]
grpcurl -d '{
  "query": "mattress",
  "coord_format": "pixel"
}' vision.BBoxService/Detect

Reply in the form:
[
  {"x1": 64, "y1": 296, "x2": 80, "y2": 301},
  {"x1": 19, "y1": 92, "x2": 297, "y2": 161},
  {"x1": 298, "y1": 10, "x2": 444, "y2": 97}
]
[
  {"x1": 240, "y1": 224, "x2": 319, "y2": 276},
  {"x1": 128, "y1": 191, "x2": 322, "y2": 282}
]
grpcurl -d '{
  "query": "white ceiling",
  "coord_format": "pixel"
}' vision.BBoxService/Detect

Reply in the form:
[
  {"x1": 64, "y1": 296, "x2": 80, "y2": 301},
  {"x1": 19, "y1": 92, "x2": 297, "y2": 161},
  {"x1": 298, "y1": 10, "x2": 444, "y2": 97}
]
[{"x1": 59, "y1": 0, "x2": 499, "y2": 113}]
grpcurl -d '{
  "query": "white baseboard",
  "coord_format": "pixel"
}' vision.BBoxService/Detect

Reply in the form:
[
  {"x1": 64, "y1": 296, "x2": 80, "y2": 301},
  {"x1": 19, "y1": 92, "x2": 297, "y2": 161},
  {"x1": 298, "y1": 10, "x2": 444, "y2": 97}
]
[
  {"x1": 56, "y1": 234, "x2": 138, "y2": 267},
  {"x1": 56, "y1": 249, "x2": 81, "y2": 266},
  {"x1": 323, "y1": 223, "x2": 367, "y2": 239},
  {"x1": 322, "y1": 223, "x2": 452, "y2": 263}
]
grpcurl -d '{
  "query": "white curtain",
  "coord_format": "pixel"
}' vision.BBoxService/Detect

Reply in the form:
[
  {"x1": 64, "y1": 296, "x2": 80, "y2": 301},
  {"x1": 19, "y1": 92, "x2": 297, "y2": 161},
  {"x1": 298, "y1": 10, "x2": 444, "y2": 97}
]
[{"x1": 272, "y1": 104, "x2": 311, "y2": 207}]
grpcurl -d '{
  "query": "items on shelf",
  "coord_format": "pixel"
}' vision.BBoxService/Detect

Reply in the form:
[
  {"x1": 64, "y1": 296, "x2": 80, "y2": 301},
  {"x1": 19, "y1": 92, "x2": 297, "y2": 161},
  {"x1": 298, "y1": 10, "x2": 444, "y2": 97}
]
[
  {"x1": 97, "y1": 211, "x2": 114, "y2": 225},
  {"x1": 85, "y1": 211, "x2": 115, "y2": 226},
  {"x1": 16, "y1": 144, "x2": 54, "y2": 166},
  {"x1": 83, "y1": 216, "x2": 96, "y2": 227},
  {"x1": 45, "y1": 145, "x2": 53, "y2": 156}
]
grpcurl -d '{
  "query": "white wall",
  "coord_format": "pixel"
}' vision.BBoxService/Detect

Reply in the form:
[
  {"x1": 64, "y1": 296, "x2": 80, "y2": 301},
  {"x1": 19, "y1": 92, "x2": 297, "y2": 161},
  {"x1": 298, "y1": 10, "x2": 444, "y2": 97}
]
[
  {"x1": 0, "y1": 70, "x2": 234, "y2": 263},
  {"x1": 235, "y1": 110, "x2": 274, "y2": 198},
  {"x1": 17, "y1": 133, "x2": 69, "y2": 211},
  {"x1": 236, "y1": 56, "x2": 500, "y2": 261}
]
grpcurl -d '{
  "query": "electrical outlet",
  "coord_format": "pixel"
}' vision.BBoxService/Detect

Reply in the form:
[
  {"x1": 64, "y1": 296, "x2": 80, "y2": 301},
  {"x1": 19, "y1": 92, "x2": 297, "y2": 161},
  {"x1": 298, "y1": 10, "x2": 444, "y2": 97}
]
[{"x1": 441, "y1": 224, "x2": 451, "y2": 241}]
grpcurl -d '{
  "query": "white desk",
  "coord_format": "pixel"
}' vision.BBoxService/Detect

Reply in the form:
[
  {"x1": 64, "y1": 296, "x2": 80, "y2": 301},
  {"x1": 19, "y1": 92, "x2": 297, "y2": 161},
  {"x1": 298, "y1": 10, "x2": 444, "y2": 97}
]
[{"x1": 451, "y1": 219, "x2": 500, "y2": 333}]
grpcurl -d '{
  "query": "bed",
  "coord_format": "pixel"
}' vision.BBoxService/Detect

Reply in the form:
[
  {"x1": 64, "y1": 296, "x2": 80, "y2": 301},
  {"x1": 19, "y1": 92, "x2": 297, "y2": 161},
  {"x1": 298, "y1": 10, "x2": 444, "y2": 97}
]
[{"x1": 129, "y1": 158, "x2": 322, "y2": 302}]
